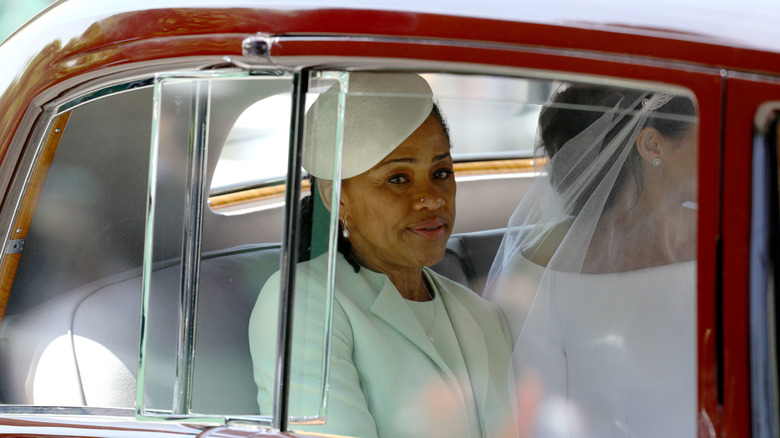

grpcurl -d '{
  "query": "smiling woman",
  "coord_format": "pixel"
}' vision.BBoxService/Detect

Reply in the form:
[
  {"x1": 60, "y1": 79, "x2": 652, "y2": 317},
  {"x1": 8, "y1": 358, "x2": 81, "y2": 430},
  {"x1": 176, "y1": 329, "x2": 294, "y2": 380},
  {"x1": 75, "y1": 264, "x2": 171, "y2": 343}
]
[
  {"x1": 332, "y1": 112, "x2": 455, "y2": 291},
  {"x1": 248, "y1": 72, "x2": 513, "y2": 438}
]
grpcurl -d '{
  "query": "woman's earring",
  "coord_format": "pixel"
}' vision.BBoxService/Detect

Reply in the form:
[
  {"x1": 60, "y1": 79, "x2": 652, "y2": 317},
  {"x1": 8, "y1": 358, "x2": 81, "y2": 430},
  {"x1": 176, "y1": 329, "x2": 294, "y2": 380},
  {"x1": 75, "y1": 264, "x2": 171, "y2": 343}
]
[
  {"x1": 652, "y1": 158, "x2": 662, "y2": 167},
  {"x1": 341, "y1": 219, "x2": 350, "y2": 239}
]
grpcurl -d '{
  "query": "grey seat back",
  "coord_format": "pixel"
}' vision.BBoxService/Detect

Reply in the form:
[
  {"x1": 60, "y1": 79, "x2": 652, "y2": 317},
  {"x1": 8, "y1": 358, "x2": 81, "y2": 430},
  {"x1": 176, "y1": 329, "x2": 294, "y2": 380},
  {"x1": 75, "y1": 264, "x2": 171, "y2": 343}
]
[
  {"x1": 432, "y1": 228, "x2": 505, "y2": 295},
  {"x1": 0, "y1": 244, "x2": 281, "y2": 412}
]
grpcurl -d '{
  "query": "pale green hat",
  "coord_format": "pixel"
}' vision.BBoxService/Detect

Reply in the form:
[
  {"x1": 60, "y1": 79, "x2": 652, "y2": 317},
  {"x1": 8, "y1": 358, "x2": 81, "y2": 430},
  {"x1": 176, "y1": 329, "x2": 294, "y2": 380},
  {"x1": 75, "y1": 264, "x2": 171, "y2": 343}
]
[{"x1": 303, "y1": 72, "x2": 434, "y2": 180}]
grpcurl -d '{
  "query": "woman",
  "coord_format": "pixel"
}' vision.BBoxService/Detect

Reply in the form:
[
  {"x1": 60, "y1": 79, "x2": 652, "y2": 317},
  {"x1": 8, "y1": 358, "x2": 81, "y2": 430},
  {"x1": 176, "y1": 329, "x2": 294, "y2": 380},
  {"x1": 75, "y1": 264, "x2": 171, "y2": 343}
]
[
  {"x1": 249, "y1": 72, "x2": 512, "y2": 438},
  {"x1": 485, "y1": 85, "x2": 698, "y2": 437}
]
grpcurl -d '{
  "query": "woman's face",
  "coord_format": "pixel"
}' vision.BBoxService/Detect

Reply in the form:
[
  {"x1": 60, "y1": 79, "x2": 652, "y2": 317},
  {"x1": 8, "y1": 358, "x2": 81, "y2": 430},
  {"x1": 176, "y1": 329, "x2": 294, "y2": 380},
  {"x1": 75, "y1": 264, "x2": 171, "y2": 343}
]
[{"x1": 340, "y1": 114, "x2": 455, "y2": 275}]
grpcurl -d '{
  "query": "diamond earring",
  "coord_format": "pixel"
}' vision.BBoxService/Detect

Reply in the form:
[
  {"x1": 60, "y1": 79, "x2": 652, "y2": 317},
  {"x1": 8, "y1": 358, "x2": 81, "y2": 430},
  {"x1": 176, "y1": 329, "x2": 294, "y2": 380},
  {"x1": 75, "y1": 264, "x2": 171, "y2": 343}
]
[{"x1": 652, "y1": 158, "x2": 662, "y2": 167}]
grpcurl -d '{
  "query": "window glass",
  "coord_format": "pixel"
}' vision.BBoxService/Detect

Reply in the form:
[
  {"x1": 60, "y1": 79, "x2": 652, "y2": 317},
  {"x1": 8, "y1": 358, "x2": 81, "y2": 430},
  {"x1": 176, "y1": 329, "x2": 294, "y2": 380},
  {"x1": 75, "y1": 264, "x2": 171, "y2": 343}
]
[
  {"x1": 249, "y1": 72, "x2": 347, "y2": 428},
  {"x1": 0, "y1": 86, "x2": 154, "y2": 409},
  {"x1": 211, "y1": 74, "x2": 554, "y2": 218},
  {"x1": 210, "y1": 92, "x2": 292, "y2": 195},
  {"x1": 424, "y1": 74, "x2": 552, "y2": 160},
  {"x1": 140, "y1": 72, "x2": 297, "y2": 421}
]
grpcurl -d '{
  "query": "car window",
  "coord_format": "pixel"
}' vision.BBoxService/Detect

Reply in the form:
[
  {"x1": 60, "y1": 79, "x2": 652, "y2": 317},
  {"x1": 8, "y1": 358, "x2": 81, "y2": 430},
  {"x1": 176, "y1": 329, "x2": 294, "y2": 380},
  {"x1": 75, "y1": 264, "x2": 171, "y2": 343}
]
[
  {"x1": 0, "y1": 85, "x2": 154, "y2": 409},
  {"x1": 0, "y1": 65, "x2": 699, "y2": 438},
  {"x1": 140, "y1": 72, "x2": 295, "y2": 421},
  {"x1": 240, "y1": 69, "x2": 699, "y2": 437}
]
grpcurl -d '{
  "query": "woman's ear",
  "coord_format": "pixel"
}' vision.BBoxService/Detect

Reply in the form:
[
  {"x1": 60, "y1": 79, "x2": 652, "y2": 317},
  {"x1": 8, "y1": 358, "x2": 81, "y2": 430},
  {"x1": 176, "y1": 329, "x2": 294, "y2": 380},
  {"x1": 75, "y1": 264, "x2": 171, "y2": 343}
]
[
  {"x1": 635, "y1": 126, "x2": 662, "y2": 165},
  {"x1": 317, "y1": 179, "x2": 334, "y2": 212},
  {"x1": 317, "y1": 178, "x2": 350, "y2": 219}
]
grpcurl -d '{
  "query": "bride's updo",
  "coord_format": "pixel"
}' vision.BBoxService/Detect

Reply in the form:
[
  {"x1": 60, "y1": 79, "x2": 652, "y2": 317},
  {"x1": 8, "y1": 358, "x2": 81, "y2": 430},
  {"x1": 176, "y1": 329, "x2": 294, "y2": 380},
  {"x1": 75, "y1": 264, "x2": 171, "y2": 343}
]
[{"x1": 537, "y1": 85, "x2": 695, "y2": 215}]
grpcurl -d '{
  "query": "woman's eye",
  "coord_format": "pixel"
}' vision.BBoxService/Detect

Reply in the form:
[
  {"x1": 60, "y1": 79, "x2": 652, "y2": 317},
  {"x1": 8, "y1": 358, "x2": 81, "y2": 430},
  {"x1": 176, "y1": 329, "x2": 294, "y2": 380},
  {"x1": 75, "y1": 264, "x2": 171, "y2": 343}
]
[
  {"x1": 388, "y1": 174, "x2": 409, "y2": 184},
  {"x1": 434, "y1": 168, "x2": 454, "y2": 180}
]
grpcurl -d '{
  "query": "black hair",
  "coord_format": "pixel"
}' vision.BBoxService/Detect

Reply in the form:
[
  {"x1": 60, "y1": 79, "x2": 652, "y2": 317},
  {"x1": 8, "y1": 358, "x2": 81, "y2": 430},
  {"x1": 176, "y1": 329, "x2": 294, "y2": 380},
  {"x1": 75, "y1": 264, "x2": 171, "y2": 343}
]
[
  {"x1": 431, "y1": 101, "x2": 452, "y2": 147},
  {"x1": 297, "y1": 183, "x2": 315, "y2": 262},
  {"x1": 537, "y1": 85, "x2": 696, "y2": 215},
  {"x1": 297, "y1": 177, "x2": 361, "y2": 270}
]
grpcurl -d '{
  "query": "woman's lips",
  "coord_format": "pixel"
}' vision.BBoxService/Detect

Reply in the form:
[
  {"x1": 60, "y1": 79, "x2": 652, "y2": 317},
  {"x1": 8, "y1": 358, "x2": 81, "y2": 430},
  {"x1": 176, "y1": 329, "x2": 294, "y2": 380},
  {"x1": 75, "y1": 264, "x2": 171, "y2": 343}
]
[{"x1": 407, "y1": 219, "x2": 448, "y2": 239}]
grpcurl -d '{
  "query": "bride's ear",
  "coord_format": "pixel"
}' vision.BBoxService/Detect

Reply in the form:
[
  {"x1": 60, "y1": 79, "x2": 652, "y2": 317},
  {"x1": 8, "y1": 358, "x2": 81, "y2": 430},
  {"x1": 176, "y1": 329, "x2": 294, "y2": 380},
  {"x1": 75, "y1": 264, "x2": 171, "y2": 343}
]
[{"x1": 635, "y1": 126, "x2": 662, "y2": 165}]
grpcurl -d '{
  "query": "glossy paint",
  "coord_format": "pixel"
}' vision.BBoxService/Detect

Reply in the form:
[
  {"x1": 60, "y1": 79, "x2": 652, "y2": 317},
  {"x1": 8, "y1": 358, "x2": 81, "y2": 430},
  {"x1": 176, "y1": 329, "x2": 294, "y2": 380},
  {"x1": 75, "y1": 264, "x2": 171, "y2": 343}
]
[{"x1": 0, "y1": 0, "x2": 778, "y2": 437}]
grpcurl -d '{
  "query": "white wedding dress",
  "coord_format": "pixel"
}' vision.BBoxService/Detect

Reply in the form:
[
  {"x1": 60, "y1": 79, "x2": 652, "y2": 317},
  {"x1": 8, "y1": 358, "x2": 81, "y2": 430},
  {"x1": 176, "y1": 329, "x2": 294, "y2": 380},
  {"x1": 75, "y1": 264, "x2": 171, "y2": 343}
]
[{"x1": 492, "y1": 253, "x2": 697, "y2": 438}]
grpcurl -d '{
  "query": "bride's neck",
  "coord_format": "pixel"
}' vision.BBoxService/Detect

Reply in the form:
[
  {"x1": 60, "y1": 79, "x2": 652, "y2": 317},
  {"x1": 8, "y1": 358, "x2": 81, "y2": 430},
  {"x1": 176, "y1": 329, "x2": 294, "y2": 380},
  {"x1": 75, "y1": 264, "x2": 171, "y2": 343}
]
[{"x1": 585, "y1": 187, "x2": 696, "y2": 271}]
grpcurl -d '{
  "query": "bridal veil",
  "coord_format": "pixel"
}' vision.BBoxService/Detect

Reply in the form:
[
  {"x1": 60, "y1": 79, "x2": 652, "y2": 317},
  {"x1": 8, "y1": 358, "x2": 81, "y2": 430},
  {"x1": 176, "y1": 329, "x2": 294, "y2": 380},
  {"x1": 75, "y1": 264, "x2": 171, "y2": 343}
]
[{"x1": 485, "y1": 83, "x2": 699, "y2": 438}]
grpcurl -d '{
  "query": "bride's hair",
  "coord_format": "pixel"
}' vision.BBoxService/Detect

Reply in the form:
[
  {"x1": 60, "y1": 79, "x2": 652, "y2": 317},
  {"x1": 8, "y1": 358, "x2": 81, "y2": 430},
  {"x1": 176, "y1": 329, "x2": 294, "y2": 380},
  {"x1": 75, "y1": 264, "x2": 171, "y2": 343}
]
[{"x1": 537, "y1": 85, "x2": 695, "y2": 215}]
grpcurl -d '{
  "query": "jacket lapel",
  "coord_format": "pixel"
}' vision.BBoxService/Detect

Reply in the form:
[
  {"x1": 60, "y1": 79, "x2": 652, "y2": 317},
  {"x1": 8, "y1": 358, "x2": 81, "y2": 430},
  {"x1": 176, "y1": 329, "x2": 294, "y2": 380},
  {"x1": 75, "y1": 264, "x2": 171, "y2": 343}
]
[
  {"x1": 369, "y1": 276, "x2": 458, "y2": 384},
  {"x1": 430, "y1": 273, "x2": 491, "y2": 424}
]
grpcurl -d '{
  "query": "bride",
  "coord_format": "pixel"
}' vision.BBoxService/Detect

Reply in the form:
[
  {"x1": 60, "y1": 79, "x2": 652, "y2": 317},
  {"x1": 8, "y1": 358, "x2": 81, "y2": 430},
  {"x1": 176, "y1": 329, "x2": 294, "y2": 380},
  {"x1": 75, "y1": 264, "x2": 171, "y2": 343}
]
[{"x1": 485, "y1": 84, "x2": 699, "y2": 437}]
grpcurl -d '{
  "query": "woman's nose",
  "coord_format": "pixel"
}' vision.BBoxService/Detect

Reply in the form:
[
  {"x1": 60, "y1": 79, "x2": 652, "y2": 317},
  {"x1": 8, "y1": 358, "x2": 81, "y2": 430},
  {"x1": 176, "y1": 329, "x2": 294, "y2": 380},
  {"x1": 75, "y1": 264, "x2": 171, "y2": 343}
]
[{"x1": 414, "y1": 195, "x2": 445, "y2": 210}]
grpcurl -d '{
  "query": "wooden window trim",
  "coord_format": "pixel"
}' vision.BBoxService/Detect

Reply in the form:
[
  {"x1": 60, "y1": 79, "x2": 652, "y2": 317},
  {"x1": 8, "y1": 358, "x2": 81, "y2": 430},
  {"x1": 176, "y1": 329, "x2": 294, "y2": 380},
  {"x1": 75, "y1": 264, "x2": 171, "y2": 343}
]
[
  {"x1": 0, "y1": 112, "x2": 71, "y2": 322},
  {"x1": 209, "y1": 157, "x2": 541, "y2": 211}
]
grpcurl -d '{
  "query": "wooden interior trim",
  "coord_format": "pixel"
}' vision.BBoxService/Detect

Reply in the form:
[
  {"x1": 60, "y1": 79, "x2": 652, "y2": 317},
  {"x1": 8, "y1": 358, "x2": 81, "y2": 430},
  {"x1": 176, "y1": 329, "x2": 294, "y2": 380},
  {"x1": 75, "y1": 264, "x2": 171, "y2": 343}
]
[
  {"x1": 453, "y1": 157, "x2": 543, "y2": 176},
  {"x1": 209, "y1": 179, "x2": 311, "y2": 210},
  {"x1": 209, "y1": 157, "x2": 540, "y2": 211},
  {"x1": 0, "y1": 112, "x2": 71, "y2": 322}
]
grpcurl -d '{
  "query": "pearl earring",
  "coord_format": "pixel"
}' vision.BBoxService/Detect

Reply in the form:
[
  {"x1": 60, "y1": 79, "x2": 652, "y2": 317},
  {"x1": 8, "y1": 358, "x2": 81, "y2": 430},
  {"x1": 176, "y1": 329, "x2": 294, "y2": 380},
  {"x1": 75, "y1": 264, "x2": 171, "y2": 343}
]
[
  {"x1": 652, "y1": 158, "x2": 662, "y2": 167},
  {"x1": 341, "y1": 219, "x2": 349, "y2": 239}
]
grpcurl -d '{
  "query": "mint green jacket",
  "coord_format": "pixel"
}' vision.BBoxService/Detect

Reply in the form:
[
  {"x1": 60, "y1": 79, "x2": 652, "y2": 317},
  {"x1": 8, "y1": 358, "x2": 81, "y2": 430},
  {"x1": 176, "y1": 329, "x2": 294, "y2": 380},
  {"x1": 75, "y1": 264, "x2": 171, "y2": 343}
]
[{"x1": 249, "y1": 253, "x2": 512, "y2": 438}]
